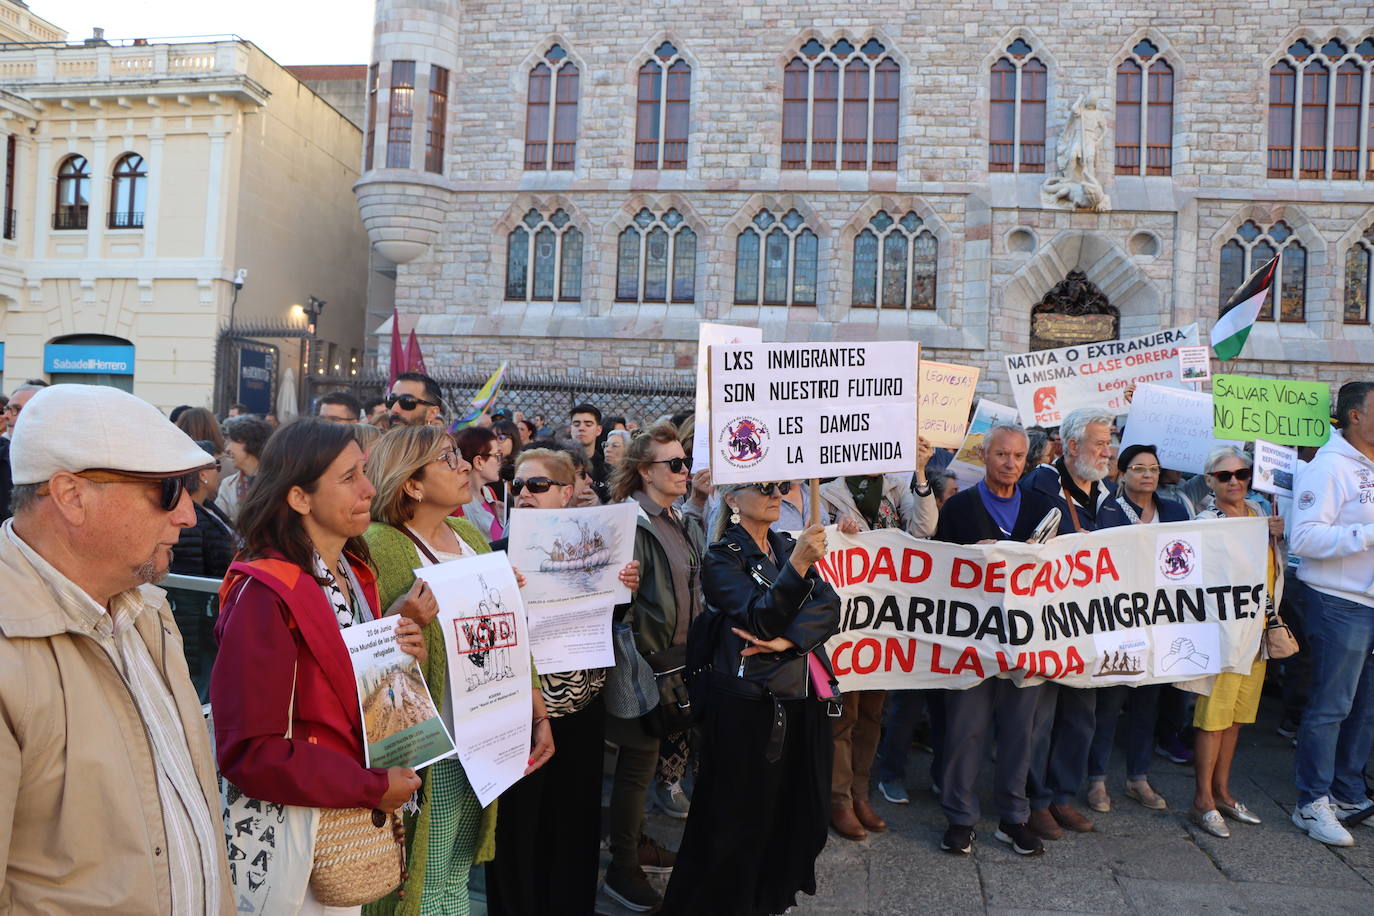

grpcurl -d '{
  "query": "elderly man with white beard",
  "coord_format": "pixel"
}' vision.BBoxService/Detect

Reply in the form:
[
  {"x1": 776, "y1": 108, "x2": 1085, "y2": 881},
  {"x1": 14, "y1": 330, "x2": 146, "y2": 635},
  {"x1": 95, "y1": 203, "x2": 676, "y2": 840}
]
[{"x1": 1020, "y1": 408, "x2": 1119, "y2": 841}]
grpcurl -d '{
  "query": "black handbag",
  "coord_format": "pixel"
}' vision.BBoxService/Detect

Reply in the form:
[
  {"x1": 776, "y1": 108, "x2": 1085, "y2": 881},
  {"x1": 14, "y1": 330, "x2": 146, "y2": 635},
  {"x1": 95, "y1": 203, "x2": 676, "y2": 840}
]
[{"x1": 642, "y1": 644, "x2": 699, "y2": 737}]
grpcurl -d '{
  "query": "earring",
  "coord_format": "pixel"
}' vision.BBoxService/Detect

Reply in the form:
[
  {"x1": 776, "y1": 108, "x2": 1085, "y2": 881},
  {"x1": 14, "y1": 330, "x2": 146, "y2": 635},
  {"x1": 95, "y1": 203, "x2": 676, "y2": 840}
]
[{"x1": 729, "y1": 507, "x2": 741, "y2": 525}]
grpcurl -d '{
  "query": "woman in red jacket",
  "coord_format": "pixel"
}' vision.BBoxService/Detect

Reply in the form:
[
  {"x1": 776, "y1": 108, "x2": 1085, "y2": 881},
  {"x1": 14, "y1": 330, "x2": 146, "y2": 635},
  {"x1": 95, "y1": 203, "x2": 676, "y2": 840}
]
[{"x1": 211, "y1": 418, "x2": 430, "y2": 914}]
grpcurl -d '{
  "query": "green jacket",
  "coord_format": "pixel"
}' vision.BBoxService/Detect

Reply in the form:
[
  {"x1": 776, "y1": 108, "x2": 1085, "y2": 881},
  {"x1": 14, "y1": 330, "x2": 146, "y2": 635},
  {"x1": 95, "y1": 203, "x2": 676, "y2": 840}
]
[
  {"x1": 623, "y1": 500, "x2": 706, "y2": 656},
  {"x1": 362, "y1": 518, "x2": 496, "y2": 916}
]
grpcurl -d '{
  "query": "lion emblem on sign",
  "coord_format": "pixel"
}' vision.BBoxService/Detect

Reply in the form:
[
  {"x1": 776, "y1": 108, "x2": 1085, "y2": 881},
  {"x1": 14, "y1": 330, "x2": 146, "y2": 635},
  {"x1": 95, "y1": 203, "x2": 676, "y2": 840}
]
[
  {"x1": 1159, "y1": 538, "x2": 1196, "y2": 581},
  {"x1": 725, "y1": 418, "x2": 765, "y2": 463}
]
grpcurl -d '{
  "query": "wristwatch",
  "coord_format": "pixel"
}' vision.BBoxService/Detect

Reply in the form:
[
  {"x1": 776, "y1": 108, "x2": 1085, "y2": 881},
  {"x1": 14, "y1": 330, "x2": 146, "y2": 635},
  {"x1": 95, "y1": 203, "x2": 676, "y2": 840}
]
[{"x1": 913, "y1": 477, "x2": 932, "y2": 498}]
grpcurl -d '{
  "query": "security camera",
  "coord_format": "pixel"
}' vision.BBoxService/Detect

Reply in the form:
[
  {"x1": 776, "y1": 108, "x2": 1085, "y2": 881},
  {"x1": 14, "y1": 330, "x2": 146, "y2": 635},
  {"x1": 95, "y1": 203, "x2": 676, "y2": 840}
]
[{"x1": 233, "y1": 268, "x2": 248, "y2": 289}]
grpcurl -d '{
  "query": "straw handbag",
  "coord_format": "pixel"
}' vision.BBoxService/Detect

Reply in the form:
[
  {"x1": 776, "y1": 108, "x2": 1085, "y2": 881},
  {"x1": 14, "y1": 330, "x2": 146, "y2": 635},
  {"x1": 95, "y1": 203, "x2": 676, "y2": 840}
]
[{"x1": 309, "y1": 806, "x2": 406, "y2": 906}]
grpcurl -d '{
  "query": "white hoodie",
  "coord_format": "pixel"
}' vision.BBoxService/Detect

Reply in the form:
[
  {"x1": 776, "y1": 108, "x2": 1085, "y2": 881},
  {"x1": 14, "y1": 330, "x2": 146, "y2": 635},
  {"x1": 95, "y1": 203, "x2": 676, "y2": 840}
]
[{"x1": 1291, "y1": 430, "x2": 1374, "y2": 606}]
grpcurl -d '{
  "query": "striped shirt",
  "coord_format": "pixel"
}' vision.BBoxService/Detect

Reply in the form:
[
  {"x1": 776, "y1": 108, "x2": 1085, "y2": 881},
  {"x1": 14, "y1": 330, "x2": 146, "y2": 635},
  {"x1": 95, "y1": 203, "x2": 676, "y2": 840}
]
[{"x1": 9, "y1": 529, "x2": 223, "y2": 916}]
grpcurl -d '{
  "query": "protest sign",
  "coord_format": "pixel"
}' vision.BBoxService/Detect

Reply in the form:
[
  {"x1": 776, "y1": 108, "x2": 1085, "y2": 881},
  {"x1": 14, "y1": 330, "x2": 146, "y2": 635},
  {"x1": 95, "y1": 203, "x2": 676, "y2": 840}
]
[
  {"x1": 690, "y1": 322, "x2": 763, "y2": 466},
  {"x1": 814, "y1": 517, "x2": 1268, "y2": 692},
  {"x1": 1177, "y1": 345, "x2": 1212, "y2": 383},
  {"x1": 707, "y1": 341, "x2": 920, "y2": 485},
  {"x1": 1119, "y1": 383, "x2": 1244, "y2": 476},
  {"x1": 1253, "y1": 438, "x2": 1298, "y2": 497},
  {"x1": 342, "y1": 616, "x2": 456, "y2": 770},
  {"x1": 418, "y1": 551, "x2": 532, "y2": 807},
  {"x1": 506, "y1": 501, "x2": 637, "y2": 673},
  {"x1": 1004, "y1": 323, "x2": 1200, "y2": 426},
  {"x1": 946, "y1": 399, "x2": 1020, "y2": 488},
  {"x1": 919, "y1": 360, "x2": 981, "y2": 449},
  {"x1": 1212, "y1": 374, "x2": 1332, "y2": 447}
]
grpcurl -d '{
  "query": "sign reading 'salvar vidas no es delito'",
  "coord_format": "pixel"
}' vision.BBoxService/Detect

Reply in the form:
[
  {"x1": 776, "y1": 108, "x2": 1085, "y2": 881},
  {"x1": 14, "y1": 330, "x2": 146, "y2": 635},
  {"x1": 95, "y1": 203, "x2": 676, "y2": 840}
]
[
  {"x1": 816, "y1": 517, "x2": 1269, "y2": 692},
  {"x1": 707, "y1": 341, "x2": 920, "y2": 485}
]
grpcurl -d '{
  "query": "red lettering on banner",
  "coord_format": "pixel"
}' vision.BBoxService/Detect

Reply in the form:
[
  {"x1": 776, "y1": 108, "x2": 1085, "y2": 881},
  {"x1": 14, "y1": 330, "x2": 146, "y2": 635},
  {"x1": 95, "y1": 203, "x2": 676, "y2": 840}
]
[
  {"x1": 885, "y1": 638, "x2": 918, "y2": 672},
  {"x1": 1038, "y1": 651, "x2": 1063, "y2": 678},
  {"x1": 996, "y1": 650, "x2": 1031, "y2": 673},
  {"x1": 851, "y1": 638, "x2": 881, "y2": 674},
  {"x1": 1030, "y1": 564, "x2": 1054, "y2": 595},
  {"x1": 870, "y1": 548, "x2": 897, "y2": 583},
  {"x1": 951, "y1": 647, "x2": 984, "y2": 678},
  {"x1": 985, "y1": 561, "x2": 1006, "y2": 592},
  {"x1": 845, "y1": 548, "x2": 871, "y2": 586},
  {"x1": 930, "y1": 643, "x2": 953, "y2": 674},
  {"x1": 1096, "y1": 550, "x2": 1120, "y2": 582},
  {"x1": 1064, "y1": 645, "x2": 1085, "y2": 677},
  {"x1": 900, "y1": 548, "x2": 932, "y2": 583},
  {"x1": 950, "y1": 558, "x2": 981, "y2": 589},
  {"x1": 1010, "y1": 563, "x2": 1036, "y2": 596},
  {"x1": 831, "y1": 641, "x2": 852, "y2": 675},
  {"x1": 1071, "y1": 550, "x2": 1094, "y2": 586}
]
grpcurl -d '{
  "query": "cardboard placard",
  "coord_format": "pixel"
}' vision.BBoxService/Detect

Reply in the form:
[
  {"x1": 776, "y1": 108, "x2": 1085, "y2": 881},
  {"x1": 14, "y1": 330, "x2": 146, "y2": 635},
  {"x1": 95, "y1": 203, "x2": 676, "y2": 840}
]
[
  {"x1": 1119, "y1": 383, "x2": 1244, "y2": 476},
  {"x1": 919, "y1": 360, "x2": 981, "y2": 449},
  {"x1": 1212, "y1": 374, "x2": 1331, "y2": 447}
]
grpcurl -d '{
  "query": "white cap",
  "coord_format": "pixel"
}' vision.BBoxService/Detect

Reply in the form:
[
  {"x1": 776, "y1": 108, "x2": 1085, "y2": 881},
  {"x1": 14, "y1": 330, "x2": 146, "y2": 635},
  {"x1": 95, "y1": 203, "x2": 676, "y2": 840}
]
[{"x1": 11, "y1": 384, "x2": 215, "y2": 485}]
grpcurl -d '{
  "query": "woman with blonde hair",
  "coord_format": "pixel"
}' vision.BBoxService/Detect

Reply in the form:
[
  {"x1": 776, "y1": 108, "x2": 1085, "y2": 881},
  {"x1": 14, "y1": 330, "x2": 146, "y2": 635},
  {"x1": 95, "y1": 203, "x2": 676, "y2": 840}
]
[
  {"x1": 1188, "y1": 445, "x2": 1285, "y2": 838},
  {"x1": 362, "y1": 425, "x2": 553, "y2": 915}
]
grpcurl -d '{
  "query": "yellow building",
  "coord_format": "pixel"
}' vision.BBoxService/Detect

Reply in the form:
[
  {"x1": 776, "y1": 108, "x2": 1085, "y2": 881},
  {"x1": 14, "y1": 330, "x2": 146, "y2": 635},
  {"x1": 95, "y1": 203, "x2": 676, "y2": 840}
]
[{"x1": 0, "y1": 4, "x2": 368, "y2": 413}]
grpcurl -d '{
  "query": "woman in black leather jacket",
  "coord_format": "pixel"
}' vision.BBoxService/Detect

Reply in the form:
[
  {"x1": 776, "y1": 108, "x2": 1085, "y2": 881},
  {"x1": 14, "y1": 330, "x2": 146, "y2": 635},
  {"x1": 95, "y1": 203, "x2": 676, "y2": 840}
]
[{"x1": 661, "y1": 480, "x2": 840, "y2": 916}]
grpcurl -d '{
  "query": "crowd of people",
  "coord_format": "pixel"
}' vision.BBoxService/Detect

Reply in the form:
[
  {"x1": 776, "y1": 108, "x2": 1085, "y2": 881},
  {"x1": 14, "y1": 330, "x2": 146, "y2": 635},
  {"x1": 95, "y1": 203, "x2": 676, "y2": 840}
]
[{"x1": 1, "y1": 370, "x2": 1372, "y2": 916}]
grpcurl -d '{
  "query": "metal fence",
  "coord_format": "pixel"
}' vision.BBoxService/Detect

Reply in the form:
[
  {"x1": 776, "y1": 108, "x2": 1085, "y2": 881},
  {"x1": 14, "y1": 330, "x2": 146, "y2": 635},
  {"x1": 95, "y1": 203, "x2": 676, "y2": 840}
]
[
  {"x1": 163, "y1": 573, "x2": 222, "y2": 703},
  {"x1": 306, "y1": 367, "x2": 696, "y2": 429}
]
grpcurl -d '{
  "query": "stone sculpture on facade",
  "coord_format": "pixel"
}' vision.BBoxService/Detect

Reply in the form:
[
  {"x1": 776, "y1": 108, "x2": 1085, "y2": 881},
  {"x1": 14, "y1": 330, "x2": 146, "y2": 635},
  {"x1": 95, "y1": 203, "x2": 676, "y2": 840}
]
[{"x1": 1041, "y1": 91, "x2": 1110, "y2": 212}]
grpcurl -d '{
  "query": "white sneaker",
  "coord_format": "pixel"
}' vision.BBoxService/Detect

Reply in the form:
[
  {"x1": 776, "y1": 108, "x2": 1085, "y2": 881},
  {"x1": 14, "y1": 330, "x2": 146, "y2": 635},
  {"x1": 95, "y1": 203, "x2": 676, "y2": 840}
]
[
  {"x1": 1333, "y1": 797, "x2": 1374, "y2": 827},
  {"x1": 1292, "y1": 797, "x2": 1355, "y2": 847}
]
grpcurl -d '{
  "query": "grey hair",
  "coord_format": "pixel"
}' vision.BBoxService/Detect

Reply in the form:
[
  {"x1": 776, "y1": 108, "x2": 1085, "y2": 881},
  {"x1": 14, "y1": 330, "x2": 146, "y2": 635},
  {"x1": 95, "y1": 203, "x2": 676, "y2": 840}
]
[
  {"x1": 8, "y1": 383, "x2": 45, "y2": 398},
  {"x1": 710, "y1": 482, "x2": 759, "y2": 542},
  {"x1": 1059, "y1": 408, "x2": 1116, "y2": 446},
  {"x1": 1203, "y1": 445, "x2": 1252, "y2": 474},
  {"x1": 9, "y1": 483, "x2": 42, "y2": 515},
  {"x1": 983, "y1": 421, "x2": 1030, "y2": 449},
  {"x1": 606, "y1": 429, "x2": 632, "y2": 446}
]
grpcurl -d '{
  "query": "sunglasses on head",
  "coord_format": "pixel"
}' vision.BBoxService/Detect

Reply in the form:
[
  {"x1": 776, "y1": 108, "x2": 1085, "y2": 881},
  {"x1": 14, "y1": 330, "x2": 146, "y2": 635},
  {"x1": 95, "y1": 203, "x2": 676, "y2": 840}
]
[
  {"x1": 38, "y1": 468, "x2": 201, "y2": 511},
  {"x1": 649, "y1": 457, "x2": 691, "y2": 474},
  {"x1": 385, "y1": 393, "x2": 439, "y2": 411},
  {"x1": 751, "y1": 481, "x2": 793, "y2": 496},
  {"x1": 1209, "y1": 468, "x2": 1252, "y2": 483},
  {"x1": 511, "y1": 476, "x2": 568, "y2": 495}
]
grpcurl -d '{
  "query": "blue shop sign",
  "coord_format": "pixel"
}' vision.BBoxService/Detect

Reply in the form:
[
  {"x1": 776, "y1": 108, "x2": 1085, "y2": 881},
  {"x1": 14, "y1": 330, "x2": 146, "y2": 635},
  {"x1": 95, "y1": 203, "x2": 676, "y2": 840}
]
[{"x1": 44, "y1": 343, "x2": 136, "y2": 375}]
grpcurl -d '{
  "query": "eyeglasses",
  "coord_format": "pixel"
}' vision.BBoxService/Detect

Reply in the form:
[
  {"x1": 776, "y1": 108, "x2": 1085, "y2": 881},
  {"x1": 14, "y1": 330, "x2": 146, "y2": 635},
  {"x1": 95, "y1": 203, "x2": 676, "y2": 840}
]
[
  {"x1": 1209, "y1": 468, "x2": 1253, "y2": 483},
  {"x1": 37, "y1": 467, "x2": 202, "y2": 511},
  {"x1": 1125, "y1": 465, "x2": 1161, "y2": 475},
  {"x1": 511, "y1": 476, "x2": 568, "y2": 495},
  {"x1": 385, "y1": 393, "x2": 439, "y2": 411},
  {"x1": 494, "y1": 433, "x2": 511, "y2": 441},
  {"x1": 434, "y1": 450, "x2": 459, "y2": 471},
  {"x1": 648, "y1": 457, "x2": 691, "y2": 474},
  {"x1": 476, "y1": 451, "x2": 502, "y2": 462},
  {"x1": 751, "y1": 481, "x2": 793, "y2": 496},
  {"x1": 2, "y1": 403, "x2": 19, "y2": 416}
]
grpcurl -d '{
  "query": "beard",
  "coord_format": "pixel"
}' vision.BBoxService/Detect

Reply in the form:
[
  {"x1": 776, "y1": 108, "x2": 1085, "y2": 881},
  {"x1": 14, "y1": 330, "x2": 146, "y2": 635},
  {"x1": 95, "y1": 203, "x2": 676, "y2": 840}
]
[
  {"x1": 1068, "y1": 452, "x2": 1108, "y2": 484},
  {"x1": 134, "y1": 549, "x2": 170, "y2": 585}
]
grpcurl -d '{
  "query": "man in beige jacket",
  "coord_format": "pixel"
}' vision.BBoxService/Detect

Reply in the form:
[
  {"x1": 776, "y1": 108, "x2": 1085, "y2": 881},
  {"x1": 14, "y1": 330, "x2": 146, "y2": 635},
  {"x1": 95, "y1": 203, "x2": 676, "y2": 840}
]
[{"x1": 0, "y1": 384, "x2": 232, "y2": 914}]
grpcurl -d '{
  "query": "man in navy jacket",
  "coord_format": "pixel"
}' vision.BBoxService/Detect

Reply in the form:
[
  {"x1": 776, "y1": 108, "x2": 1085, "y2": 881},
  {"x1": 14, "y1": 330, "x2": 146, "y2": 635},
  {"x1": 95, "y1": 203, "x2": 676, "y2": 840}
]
[{"x1": 1019, "y1": 407, "x2": 1118, "y2": 840}]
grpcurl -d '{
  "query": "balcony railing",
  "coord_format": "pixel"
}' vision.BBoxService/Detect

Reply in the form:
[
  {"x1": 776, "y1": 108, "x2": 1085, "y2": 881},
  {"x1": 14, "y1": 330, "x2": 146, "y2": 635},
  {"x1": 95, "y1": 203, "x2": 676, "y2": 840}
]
[
  {"x1": 52, "y1": 206, "x2": 88, "y2": 230},
  {"x1": 108, "y1": 210, "x2": 144, "y2": 229}
]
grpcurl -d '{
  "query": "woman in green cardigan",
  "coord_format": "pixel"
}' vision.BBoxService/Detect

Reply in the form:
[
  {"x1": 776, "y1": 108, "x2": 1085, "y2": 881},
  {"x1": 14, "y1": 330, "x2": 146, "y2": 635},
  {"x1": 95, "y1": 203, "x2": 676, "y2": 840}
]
[{"x1": 362, "y1": 425, "x2": 554, "y2": 916}]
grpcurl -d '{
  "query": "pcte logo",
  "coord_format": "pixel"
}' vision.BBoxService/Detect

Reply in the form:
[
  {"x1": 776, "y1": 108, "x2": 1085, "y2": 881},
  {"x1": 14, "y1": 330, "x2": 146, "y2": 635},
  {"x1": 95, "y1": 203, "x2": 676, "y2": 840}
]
[
  {"x1": 718, "y1": 416, "x2": 770, "y2": 469},
  {"x1": 1033, "y1": 386, "x2": 1058, "y2": 419}
]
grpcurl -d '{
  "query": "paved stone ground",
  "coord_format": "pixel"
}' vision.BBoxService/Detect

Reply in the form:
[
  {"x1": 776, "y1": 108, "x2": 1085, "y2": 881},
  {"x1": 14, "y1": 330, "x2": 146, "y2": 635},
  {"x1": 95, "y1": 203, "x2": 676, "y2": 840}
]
[{"x1": 587, "y1": 695, "x2": 1374, "y2": 915}]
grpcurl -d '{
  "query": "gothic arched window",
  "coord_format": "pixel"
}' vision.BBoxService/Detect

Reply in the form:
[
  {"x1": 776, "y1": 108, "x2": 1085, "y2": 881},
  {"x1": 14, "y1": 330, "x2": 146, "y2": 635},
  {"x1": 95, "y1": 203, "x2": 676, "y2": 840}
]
[
  {"x1": 635, "y1": 43, "x2": 691, "y2": 170},
  {"x1": 734, "y1": 209, "x2": 818, "y2": 306},
  {"x1": 989, "y1": 39, "x2": 1047, "y2": 173},
  {"x1": 1268, "y1": 36, "x2": 1374, "y2": 180},
  {"x1": 781, "y1": 37, "x2": 899, "y2": 171},
  {"x1": 525, "y1": 45, "x2": 579, "y2": 171},
  {"x1": 615, "y1": 207, "x2": 696, "y2": 303},
  {"x1": 1115, "y1": 40, "x2": 1173, "y2": 175},
  {"x1": 852, "y1": 210, "x2": 937, "y2": 310},
  {"x1": 1344, "y1": 226, "x2": 1374, "y2": 324},
  {"x1": 505, "y1": 208, "x2": 582, "y2": 302},
  {"x1": 1218, "y1": 220, "x2": 1307, "y2": 322}
]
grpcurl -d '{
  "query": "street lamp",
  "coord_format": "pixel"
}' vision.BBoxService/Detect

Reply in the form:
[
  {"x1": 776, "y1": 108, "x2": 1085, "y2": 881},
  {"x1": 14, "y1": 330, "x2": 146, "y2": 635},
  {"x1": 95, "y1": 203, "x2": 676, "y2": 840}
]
[{"x1": 299, "y1": 295, "x2": 326, "y2": 404}]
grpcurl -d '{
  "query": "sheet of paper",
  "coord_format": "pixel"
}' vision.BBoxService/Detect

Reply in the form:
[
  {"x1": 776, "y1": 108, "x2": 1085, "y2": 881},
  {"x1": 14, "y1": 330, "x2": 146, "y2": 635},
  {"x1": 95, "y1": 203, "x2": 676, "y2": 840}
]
[
  {"x1": 341, "y1": 616, "x2": 456, "y2": 770},
  {"x1": 524, "y1": 603, "x2": 616, "y2": 674},
  {"x1": 1177, "y1": 345, "x2": 1212, "y2": 383},
  {"x1": 506, "y1": 502, "x2": 637, "y2": 610},
  {"x1": 691, "y1": 322, "x2": 763, "y2": 466},
  {"x1": 1253, "y1": 438, "x2": 1298, "y2": 497},
  {"x1": 417, "y1": 551, "x2": 532, "y2": 807},
  {"x1": 1119, "y1": 383, "x2": 1244, "y2": 476}
]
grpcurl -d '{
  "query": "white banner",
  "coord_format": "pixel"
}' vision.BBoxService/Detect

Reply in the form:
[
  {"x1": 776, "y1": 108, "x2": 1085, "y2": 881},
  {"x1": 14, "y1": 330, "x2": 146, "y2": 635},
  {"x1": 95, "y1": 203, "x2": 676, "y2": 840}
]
[
  {"x1": 815, "y1": 518, "x2": 1267, "y2": 691},
  {"x1": 707, "y1": 341, "x2": 920, "y2": 485},
  {"x1": 418, "y1": 551, "x2": 532, "y2": 807},
  {"x1": 1119, "y1": 383, "x2": 1244, "y2": 476},
  {"x1": 1005, "y1": 324, "x2": 1199, "y2": 427}
]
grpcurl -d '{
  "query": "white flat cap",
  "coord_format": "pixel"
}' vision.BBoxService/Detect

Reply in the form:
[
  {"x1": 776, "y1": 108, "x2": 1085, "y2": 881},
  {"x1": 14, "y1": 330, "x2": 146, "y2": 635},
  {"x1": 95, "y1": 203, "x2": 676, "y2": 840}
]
[{"x1": 11, "y1": 384, "x2": 214, "y2": 485}]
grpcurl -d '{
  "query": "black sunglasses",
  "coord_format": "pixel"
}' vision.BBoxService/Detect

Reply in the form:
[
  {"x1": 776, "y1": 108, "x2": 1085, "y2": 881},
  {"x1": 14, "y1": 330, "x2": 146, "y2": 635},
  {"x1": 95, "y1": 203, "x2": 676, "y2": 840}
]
[
  {"x1": 52, "y1": 468, "x2": 201, "y2": 511},
  {"x1": 1209, "y1": 468, "x2": 1253, "y2": 483},
  {"x1": 752, "y1": 481, "x2": 793, "y2": 496},
  {"x1": 648, "y1": 457, "x2": 691, "y2": 474},
  {"x1": 385, "y1": 393, "x2": 439, "y2": 411},
  {"x1": 511, "y1": 476, "x2": 568, "y2": 495}
]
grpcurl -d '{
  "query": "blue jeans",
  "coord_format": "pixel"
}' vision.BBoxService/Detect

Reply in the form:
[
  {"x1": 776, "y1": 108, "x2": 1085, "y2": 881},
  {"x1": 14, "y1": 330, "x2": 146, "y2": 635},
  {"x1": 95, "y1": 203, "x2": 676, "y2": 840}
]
[
  {"x1": 1028, "y1": 684, "x2": 1097, "y2": 808},
  {"x1": 874, "y1": 689, "x2": 944, "y2": 787},
  {"x1": 1087, "y1": 684, "x2": 1160, "y2": 781},
  {"x1": 1295, "y1": 583, "x2": 1374, "y2": 806}
]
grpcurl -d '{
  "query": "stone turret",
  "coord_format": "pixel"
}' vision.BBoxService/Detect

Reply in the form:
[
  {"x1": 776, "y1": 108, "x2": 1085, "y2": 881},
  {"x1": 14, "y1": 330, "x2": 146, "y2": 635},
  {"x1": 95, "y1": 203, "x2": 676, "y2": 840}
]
[{"x1": 353, "y1": 0, "x2": 459, "y2": 265}]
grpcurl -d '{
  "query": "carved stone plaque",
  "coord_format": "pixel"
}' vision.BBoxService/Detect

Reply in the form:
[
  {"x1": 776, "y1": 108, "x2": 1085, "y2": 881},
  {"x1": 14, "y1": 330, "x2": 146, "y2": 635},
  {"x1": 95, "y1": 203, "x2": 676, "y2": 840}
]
[
  {"x1": 1032, "y1": 313, "x2": 1118, "y2": 344},
  {"x1": 1029, "y1": 269, "x2": 1119, "y2": 351}
]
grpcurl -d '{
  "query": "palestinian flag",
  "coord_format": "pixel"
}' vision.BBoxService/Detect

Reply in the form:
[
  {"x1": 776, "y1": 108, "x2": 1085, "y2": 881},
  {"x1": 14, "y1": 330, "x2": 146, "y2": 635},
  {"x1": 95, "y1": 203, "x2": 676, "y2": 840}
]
[{"x1": 1211, "y1": 254, "x2": 1278, "y2": 361}]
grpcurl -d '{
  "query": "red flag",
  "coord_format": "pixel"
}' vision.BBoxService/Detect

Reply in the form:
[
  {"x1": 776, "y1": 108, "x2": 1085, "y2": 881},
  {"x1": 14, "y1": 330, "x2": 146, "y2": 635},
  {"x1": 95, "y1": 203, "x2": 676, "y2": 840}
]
[
  {"x1": 405, "y1": 328, "x2": 427, "y2": 374},
  {"x1": 387, "y1": 308, "x2": 406, "y2": 385}
]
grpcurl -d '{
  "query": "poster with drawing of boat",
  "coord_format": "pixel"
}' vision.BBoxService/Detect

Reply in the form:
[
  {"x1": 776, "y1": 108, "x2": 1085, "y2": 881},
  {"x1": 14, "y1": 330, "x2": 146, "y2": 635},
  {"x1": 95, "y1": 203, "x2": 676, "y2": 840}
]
[{"x1": 507, "y1": 502, "x2": 638, "y2": 610}]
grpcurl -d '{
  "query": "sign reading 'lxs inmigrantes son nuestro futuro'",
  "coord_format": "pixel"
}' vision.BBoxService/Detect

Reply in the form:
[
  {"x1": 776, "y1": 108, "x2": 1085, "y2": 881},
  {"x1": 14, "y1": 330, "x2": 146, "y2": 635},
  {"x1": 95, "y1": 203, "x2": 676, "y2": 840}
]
[
  {"x1": 1003, "y1": 324, "x2": 1199, "y2": 427},
  {"x1": 707, "y1": 341, "x2": 920, "y2": 485}
]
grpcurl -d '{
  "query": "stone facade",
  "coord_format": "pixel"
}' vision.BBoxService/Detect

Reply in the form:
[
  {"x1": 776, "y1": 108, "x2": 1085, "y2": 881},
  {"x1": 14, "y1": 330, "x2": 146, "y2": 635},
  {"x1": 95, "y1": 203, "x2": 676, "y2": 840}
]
[{"x1": 358, "y1": 1, "x2": 1374, "y2": 410}]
